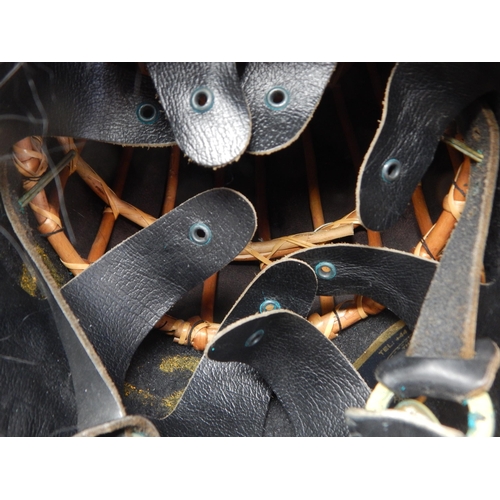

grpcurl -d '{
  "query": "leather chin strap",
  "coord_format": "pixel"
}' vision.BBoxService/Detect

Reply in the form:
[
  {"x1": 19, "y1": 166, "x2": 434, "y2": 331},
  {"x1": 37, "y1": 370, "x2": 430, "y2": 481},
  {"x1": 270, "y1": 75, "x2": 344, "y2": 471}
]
[{"x1": 357, "y1": 63, "x2": 500, "y2": 231}]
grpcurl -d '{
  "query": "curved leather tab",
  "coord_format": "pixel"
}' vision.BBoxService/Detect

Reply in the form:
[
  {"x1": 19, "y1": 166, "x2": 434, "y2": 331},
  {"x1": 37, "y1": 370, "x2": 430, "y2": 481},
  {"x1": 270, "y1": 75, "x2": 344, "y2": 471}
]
[
  {"x1": 346, "y1": 408, "x2": 464, "y2": 437},
  {"x1": 61, "y1": 188, "x2": 257, "y2": 388},
  {"x1": 208, "y1": 310, "x2": 371, "y2": 436},
  {"x1": 147, "y1": 63, "x2": 251, "y2": 167},
  {"x1": 357, "y1": 63, "x2": 500, "y2": 231},
  {"x1": 220, "y1": 258, "x2": 317, "y2": 329},
  {"x1": 242, "y1": 63, "x2": 336, "y2": 154},
  {"x1": 0, "y1": 63, "x2": 175, "y2": 153},
  {"x1": 292, "y1": 244, "x2": 436, "y2": 328},
  {"x1": 155, "y1": 258, "x2": 318, "y2": 436},
  {"x1": 376, "y1": 339, "x2": 500, "y2": 402}
]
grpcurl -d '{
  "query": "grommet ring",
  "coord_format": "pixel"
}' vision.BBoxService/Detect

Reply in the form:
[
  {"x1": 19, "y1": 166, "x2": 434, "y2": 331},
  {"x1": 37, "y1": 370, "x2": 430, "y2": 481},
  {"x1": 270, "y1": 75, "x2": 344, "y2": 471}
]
[
  {"x1": 381, "y1": 159, "x2": 401, "y2": 182},
  {"x1": 265, "y1": 87, "x2": 289, "y2": 111},
  {"x1": 189, "y1": 222, "x2": 212, "y2": 245},
  {"x1": 136, "y1": 102, "x2": 159, "y2": 124},
  {"x1": 245, "y1": 329, "x2": 265, "y2": 347},
  {"x1": 259, "y1": 299, "x2": 281, "y2": 313},
  {"x1": 190, "y1": 87, "x2": 214, "y2": 113},
  {"x1": 315, "y1": 261, "x2": 336, "y2": 280}
]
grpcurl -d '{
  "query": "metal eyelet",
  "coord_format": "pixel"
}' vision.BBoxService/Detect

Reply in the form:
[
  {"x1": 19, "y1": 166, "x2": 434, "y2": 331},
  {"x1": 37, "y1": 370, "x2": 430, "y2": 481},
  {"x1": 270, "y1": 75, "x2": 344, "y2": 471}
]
[
  {"x1": 136, "y1": 102, "x2": 159, "y2": 124},
  {"x1": 189, "y1": 222, "x2": 212, "y2": 245},
  {"x1": 381, "y1": 159, "x2": 401, "y2": 182},
  {"x1": 245, "y1": 329, "x2": 265, "y2": 347},
  {"x1": 265, "y1": 87, "x2": 289, "y2": 111},
  {"x1": 190, "y1": 87, "x2": 214, "y2": 113},
  {"x1": 315, "y1": 261, "x2": 336, "y2": 280},
  {"x1": 259, "y1": 299, "x2": 281, "y2": 313}
]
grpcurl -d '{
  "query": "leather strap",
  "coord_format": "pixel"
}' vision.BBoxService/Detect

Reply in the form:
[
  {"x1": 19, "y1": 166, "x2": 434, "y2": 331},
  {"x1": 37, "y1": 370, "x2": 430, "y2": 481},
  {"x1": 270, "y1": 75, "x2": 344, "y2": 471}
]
[
  {"x1": 292, "y1": 244, "x2": 436, "y2": 328},
  {"x1": 220, "y1": 258, "x2": 317, "y2": 328},
  {"x1": 406, "y1": 105, "x2": 499, "y2": 361},
  {"x1": 0, "y1": 167, "x2": 131, "y2": 434},
  {"x1": 62, "y1": 188, "x2": 257, "y2": 389},
  {"x1": 154, "y1": 258, "x2": 318, "y2": 436},
  {"x1": 209, "y1": 310, "x2": 371, "y2": 436},
  {"x1": 357, "y1": 63, "x2": 500, "y2": 231},
  {"x1": 349, "y1": 105, "x2": 500, "y2": 436},
  {"x1": 242, "y1": 63, "x2": 336, "y2": 154},
  {"x1": 0, "y1": 63, "x2": 175, "y2": 154},
  {"x1": 147, "y1": 63, "x2": 251, "y2": 167}
]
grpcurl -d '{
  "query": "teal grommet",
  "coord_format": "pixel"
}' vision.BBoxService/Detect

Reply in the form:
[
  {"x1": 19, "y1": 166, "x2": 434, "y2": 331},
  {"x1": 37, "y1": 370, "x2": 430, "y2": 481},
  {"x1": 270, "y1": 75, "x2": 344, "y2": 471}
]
[
  {"x1": 245, "y1": 329, "x2": 265, "y2": 347},
  {"x1": 136, "y1": 102, "x2": 159, "y2": 124},
  {"x1": 265, "y1": 87, "x2": 289, "y2": 111},
  {"x1": 190, "y1": 87, "x2": 214, "y2": 113},
  {"x1": 189, "y1": 222, "x2": 212, "y2": 245},
  {"x1": 259, "y1": 299, "x2": 281, "y2": 313},
  {"x1": 381, "y1": 159, "x2": 401, "y2": 182},
  {"x1": 315, "y1": 261, "x2": 336, "y2": 280}
]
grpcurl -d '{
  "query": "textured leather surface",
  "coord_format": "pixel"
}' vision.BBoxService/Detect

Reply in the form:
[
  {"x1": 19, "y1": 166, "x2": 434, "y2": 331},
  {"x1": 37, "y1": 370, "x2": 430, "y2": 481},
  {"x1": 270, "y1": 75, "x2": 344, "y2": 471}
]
[
  {"x1": 292, "y1": 244, "x2": 435, "y2": 328},
  {"x1": 376, "y1": 339, "x2": 500, "y2": 402},
  {"x1": 154, "y1": 361, "x2": 270, "y2": 437},
  {"x1": 62, "y1": 188, "x2": 257, "y2": 388},
  {"x1": 357, "y1": 63, "x2": 500, "y2": 231},
  {"x1": 242, "y1": 63, "x2": 336, "y2": 154},
  {"x1": 154, "y1": 258, "x2": 318, "y2": 436},
  {"x1": 220, "y1": 258, "x2": 317, "y2": 329},
  {"x1": 209, "y1": 310, "x2": 371, "y2": 436},
  {"x1": 346, "y1": 408, "x2": 464, "y2": 437},
  {"x1": 0, "y1": 63, "x2": 175, "y2": 154},
  {"x1": 147, "y1": 63, "x2": 251, "y2": 167}
]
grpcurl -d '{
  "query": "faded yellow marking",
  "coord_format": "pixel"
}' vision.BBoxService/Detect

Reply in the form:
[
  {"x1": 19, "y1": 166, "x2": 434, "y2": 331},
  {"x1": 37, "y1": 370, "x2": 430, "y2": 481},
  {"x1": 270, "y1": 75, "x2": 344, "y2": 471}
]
[
  {"x1": 162, "y1": 390, "x2": 184, "y2": 410},
  {"x1": 20, "y1": 264, "x2": 38, "y2": 297},
  {"x1": 123, "y1": 382, "x2": 157, "y2": 406},
  {"x1": 159, "y1": 355, "x2": 199, "y2": 374},
  {"x1": 35, "y1": 245, "x2": 66, "y2": 288},
  {"x1": 19, "y1": 245, "x2": 67, "y2": 296},
  {"x1": 353, "y1": 320, "x2": 407, "y2": 370}
]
